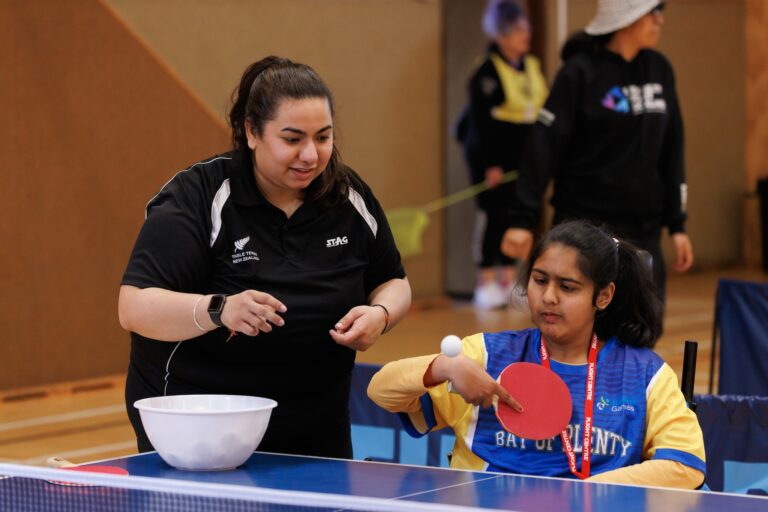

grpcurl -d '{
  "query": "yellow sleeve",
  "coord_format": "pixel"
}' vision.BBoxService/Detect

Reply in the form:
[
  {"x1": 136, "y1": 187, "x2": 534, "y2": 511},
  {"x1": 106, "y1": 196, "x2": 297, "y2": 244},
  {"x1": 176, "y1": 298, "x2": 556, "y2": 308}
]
[
  {"x1": 367, "y1": 354, "x2": 441, "y2": 433},
  {"x1": 587, "y1": 363, "x2": 706, "y2": 489},
  {"x1": 368, "y1": 334, "x2": 503, "y2": 471},
  {"x1": 644, "y1": 363, "x2": 706, "y2": 475},
  {"x1": 366, "y1": 334, "x2": 487, "y2": 435},
  {"x1": 587, "y1": 459, "x2": 704, "y2": 488}
]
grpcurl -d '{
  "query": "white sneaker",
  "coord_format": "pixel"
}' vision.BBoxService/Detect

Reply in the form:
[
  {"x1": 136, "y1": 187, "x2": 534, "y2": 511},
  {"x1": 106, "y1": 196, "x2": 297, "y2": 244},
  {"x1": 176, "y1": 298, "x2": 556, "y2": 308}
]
[{"x1": 473, "y1": 282, "x2": 507, "y2": 310}]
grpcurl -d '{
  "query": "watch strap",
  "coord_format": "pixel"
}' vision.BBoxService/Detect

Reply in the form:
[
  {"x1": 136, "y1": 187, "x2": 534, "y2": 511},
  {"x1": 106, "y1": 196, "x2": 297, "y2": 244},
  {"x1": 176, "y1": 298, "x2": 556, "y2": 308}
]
[{"x1": 207, "y1": 294, "x2": 227, "y2": 327}]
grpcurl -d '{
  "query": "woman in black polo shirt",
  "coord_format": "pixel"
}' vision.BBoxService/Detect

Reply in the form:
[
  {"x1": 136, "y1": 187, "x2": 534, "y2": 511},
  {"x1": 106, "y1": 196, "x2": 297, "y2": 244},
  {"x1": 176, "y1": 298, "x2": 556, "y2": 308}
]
[{"x1": 118, "y1": 56, "x2": 411, "y2": 458}]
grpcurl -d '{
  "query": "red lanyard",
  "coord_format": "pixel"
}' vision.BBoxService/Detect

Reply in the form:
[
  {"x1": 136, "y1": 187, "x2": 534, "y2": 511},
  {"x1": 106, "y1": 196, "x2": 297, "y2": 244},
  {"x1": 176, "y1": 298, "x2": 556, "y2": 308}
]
[{"x1": 540, "y1": 333, "x2": 598, "y2": 480}]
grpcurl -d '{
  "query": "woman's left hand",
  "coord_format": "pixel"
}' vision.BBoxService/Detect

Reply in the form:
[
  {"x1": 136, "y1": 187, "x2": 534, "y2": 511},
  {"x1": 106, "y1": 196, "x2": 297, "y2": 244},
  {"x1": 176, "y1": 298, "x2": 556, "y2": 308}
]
[
  {"x1": 671, "y1": 232, "x2": 694, "y2": 272},
  {"x1": 329, "y1": 305, "x2": 387, "y2": 351}
]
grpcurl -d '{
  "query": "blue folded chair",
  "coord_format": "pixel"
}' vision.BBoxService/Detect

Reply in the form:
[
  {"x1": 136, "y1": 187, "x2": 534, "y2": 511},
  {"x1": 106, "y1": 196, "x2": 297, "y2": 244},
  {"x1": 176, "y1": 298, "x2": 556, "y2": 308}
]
[
  {"x1": 709, "y1": 278, "x2": 768, "y2": 395},
  {"x1": 695, "y1": 394, "x2": 768, "y2": 495}
]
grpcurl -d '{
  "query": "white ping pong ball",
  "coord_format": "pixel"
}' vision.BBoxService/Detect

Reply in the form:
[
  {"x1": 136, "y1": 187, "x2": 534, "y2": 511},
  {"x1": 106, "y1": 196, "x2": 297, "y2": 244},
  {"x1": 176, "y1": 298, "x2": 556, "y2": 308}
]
[{"x1": 441, "y1": 335, "x2": 463, "y2": 357}]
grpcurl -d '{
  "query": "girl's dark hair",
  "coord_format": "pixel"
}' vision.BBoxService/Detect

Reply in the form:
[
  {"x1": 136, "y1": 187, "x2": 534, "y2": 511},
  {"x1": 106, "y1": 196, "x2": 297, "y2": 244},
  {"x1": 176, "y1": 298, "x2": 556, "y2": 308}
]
[
  {"x1": 518, "y1": 220, "x2": 662, "y2": 347},
  {"x1": 228, "y1": 56, "x2": 348, "y2": 206}
]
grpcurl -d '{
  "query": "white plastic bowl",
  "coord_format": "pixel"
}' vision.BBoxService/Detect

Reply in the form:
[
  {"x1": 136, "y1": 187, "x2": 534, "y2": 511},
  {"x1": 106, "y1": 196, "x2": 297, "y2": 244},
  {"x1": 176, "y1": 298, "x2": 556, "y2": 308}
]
[{"x1": 134, "y1": 394, "x2": 277, "y2": 471}]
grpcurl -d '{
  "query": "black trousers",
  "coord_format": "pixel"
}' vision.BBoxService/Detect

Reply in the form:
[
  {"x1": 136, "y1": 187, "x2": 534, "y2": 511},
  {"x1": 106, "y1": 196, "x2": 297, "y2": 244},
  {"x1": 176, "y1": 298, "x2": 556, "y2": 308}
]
[{"x1": 476, "y1": 181, "x2": 517, "y2": 269}]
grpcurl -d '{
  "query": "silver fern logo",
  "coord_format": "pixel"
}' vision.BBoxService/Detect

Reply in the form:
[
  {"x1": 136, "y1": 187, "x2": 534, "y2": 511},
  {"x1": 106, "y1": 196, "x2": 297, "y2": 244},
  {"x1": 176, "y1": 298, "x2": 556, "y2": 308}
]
[
  {"x1": 231, "y1": 236, "x2": 258, "y2": 264},
  {"x1": 234, "y1": 236, "x2": 250, "y2": 251}
]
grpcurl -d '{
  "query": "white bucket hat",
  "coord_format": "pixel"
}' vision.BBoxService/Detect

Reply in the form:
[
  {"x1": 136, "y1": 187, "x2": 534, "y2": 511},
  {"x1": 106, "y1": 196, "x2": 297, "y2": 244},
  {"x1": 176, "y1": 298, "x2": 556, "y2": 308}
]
[{"x1": 585, "y1": 0, "x2": 662, "y2": 35}]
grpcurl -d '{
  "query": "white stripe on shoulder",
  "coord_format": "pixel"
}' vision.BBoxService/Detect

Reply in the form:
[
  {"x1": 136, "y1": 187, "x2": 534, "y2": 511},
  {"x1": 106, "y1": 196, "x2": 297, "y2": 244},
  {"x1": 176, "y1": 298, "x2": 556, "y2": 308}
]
[
  {"x1": 210, "y1": 179, "x2": 231, "y2": 247},
  {"x1": 144, "y1": 156, "x2": 233, "y2": 218},
  {"x1": 464, "y1": 334, "x2": 488, "y2": 453},
  {"x1": 195, "y1": 156, "x2": 233, "y2": 167},
  {"x1": 464, "y1": 403, "x2": 481, "y2": 453},
  {"x1": 347, "y1": 187, "x2": 378, "y2": 238},
  {"x1": 645, "y1": 362, "x2": 667, "y2": 399}
]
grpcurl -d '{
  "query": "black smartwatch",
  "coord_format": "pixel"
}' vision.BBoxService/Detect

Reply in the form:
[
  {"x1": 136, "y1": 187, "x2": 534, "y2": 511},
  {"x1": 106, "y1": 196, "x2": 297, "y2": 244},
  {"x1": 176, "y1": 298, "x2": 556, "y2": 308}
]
[{"x1": 207, "y1": 294, "x2": 227, "y2": 327}]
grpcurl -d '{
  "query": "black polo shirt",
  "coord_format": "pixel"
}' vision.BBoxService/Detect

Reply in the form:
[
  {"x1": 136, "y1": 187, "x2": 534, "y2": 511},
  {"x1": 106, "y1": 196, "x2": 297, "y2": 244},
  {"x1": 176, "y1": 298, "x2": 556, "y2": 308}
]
[{"x1": 122, "y1": 150, "x2": 405, "y2": 456}]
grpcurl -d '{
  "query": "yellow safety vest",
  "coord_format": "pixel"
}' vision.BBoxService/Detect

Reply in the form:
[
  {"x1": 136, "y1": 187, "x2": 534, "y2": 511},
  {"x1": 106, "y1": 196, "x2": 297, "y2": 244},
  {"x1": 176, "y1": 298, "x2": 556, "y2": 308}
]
[{"x1": 488, "y1": 53, "x2": 548, "y2": 124}]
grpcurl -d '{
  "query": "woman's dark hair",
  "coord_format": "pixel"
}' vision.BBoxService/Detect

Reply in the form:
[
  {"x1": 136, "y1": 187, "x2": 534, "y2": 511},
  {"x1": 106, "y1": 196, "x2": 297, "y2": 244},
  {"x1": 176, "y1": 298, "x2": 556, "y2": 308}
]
[
  {"x1": 228, "y1": 56, "x2": 347, "y2": 206},
  {"x1": 518, "y1": 220, "x2": 662, "y2": 347},
  {"x1": 482, "y1": 0, "x2": 527, "y2": 39}
]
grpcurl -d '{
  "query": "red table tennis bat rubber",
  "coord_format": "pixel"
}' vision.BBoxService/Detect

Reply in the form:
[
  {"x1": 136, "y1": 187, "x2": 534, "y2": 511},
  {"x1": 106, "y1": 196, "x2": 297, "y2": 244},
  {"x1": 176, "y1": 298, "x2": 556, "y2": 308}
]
[
  {"x1": 495, "y1": 362, "x2": 572, "y2": 440},
  {"x1": 48, "y1": 465, "x2": 129, "y2": 486}
]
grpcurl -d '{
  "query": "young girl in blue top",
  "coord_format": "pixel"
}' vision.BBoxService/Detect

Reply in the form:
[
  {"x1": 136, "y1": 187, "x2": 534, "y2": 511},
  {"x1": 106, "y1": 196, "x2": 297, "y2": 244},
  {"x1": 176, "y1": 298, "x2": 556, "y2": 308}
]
[{"x1": 369, "y1": 220, "x2": 705, "y2": 488}]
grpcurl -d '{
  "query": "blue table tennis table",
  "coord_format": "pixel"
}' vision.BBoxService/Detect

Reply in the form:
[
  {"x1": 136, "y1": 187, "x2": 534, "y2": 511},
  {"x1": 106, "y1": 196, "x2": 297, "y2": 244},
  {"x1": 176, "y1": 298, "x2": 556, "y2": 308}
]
[{"x1": 1, "y1": 451, "x2": 766, "y2": 511}]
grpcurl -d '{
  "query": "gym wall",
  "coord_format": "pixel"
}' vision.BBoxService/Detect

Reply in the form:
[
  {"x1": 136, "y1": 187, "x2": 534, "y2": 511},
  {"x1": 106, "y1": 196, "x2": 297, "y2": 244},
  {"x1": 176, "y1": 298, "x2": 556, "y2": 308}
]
[{"x1": 1, "y1": 0, "x2": 231, "y2": 390}]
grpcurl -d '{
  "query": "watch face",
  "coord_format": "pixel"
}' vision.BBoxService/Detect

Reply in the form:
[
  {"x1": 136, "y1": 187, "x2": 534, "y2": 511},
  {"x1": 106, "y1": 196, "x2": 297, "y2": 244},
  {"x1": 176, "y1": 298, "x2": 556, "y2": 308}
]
[{"x1": 208, "y1": 295, "x2": 226, "y2": 313}]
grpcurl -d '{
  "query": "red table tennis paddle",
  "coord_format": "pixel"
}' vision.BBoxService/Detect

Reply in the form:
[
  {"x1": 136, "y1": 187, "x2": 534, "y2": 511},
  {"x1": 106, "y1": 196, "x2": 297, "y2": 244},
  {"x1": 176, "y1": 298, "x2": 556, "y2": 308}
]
[
  {"x1": 48, "y1": 465, "x2": 129, "y2": 487},
  {"x1": 495, "y1": 362, "x2": 572, "y2": 440}
]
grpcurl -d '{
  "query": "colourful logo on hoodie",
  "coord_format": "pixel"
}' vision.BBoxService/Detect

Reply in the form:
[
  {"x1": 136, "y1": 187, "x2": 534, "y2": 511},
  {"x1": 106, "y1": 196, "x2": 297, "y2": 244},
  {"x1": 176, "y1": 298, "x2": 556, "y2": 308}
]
[
  {"x1": 602, "y1": 86, "x2": 630, "y2": 113},
  {"x1": 602, "y1": 83, "x2": 667, "y2": 115}
]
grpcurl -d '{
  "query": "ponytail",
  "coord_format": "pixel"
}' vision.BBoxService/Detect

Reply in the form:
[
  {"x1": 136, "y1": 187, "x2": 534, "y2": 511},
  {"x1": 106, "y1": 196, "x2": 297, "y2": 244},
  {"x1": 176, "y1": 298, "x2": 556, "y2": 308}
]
[
  {"x1": 228, "y1": 56, "x2": 290, "y2": 151},
  {"x1": 595, "y1": 243, "x2": 662, "y2": 347}
]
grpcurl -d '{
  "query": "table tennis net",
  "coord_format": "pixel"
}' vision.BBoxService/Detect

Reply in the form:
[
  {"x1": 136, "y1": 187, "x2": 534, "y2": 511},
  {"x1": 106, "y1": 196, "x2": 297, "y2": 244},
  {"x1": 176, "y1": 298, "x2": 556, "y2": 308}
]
[{"x1": 0, "y1": 463, "x2": 470, "y2": 512}]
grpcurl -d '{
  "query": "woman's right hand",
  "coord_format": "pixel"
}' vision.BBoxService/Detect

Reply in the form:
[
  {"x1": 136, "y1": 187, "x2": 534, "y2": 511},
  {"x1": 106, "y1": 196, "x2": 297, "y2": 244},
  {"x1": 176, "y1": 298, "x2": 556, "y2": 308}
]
[
  {"x1": 221, "y1": 290, "x2": 287, "y2": 336},
  {"x1": 428, "y1": 355, "x2": 522, "y2": 411},
  {"x1": 501, "y1": 228, "x2": 534, "y2": 260}
]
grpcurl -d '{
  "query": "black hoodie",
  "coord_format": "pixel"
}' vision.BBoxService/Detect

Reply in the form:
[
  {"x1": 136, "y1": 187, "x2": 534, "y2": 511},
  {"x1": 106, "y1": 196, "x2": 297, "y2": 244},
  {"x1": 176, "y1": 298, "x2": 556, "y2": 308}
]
[{"x1": 511, "y1": 33, "x2": 687, "y2": 236}]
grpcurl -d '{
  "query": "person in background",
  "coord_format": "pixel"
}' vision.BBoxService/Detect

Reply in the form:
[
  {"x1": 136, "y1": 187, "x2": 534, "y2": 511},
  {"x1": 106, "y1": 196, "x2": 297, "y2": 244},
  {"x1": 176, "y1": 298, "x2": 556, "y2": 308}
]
[
  {"x1": 119, "y1": 56, "x2": 411, "y2": 458},
  {"x1": 501, "y1": 0, "x2": 692, "y2": 306},
  {"x1": 456, "y1": 0, "x2": 548, "y2": 309},
  {"x1": 369, "y1": 220, "x2": 705, "y2": 488}
]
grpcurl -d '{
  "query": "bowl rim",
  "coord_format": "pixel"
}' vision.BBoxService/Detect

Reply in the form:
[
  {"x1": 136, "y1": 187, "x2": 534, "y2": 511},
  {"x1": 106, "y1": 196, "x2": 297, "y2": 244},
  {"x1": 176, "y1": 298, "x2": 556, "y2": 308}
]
[{"x1": 133, "y1": 394, "x2": 278, "y2": 415}]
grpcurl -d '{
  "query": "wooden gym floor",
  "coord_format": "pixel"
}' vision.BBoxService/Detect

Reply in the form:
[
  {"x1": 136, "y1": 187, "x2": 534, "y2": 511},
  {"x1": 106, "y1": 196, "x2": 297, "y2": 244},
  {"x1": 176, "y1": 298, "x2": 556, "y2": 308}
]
[{"x1": 0, "y1": 267, "x2": 764, "y2": 466}]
